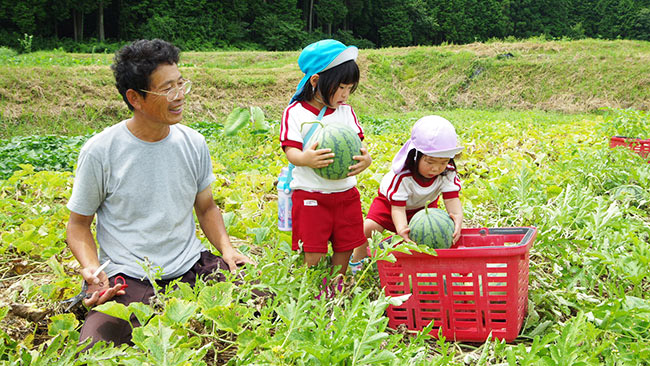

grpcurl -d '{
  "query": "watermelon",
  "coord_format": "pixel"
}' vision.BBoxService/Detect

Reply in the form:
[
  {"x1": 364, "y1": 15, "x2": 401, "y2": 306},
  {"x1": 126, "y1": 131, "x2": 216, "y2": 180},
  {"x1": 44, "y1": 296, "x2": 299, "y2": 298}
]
[
  {"x1": 408, "y1": 207, "x2": 454, "y2": 249},
  {"x1": 611, "y1": 184, "x2": 647, "y2": 205},
  {"x1": 309, "y1": 123, "x2": 362, "y2": 180}
]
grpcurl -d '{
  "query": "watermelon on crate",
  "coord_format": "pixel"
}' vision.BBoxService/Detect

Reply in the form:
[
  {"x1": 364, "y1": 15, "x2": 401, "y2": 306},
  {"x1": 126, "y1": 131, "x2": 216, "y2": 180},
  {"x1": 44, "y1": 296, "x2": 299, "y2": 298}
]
[
  {"x1": 308, "y1": 122, "x2": 362, "y2": 180},
  {"x1": 408, "y1": 207, "x2": 454, "y2": 249}
]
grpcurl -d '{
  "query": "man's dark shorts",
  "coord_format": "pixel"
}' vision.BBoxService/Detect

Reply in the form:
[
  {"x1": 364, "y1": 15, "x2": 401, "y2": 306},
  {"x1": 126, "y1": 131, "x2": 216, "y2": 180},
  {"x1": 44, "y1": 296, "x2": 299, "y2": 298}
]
[{"x1": 80, "y1": 251, "x2": 230, "y2": 347}]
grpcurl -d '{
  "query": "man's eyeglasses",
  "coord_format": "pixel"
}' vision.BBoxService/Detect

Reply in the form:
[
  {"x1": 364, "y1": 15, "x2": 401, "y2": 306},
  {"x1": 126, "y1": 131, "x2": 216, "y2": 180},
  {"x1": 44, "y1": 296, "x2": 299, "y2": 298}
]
[{"x1": 140, "y1": 80, "x2": 192, "y2": 102}]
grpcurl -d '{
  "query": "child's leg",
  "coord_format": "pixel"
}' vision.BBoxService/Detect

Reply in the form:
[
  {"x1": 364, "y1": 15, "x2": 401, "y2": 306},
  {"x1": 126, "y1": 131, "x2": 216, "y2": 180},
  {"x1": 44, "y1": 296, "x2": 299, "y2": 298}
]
[
  {"x1": 332, "y1": 249, "x2": 353, "y2": 275},
  {"x1": 304, "y1": 252, "x2": 327, "y2": 267},
  {"x1": 351, "y1": 219, "x2": 384, "y2": 262}
]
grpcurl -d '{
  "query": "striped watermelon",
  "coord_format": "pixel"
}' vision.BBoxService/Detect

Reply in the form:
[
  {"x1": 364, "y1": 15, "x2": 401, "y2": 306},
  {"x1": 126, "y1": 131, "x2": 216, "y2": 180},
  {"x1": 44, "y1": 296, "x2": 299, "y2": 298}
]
[
  {"x1": 408, "y1": 207, "x2": 454, "y2": 249},
  {"x1": 310, "y1": 123, "x2": 362, "y2": 180}
]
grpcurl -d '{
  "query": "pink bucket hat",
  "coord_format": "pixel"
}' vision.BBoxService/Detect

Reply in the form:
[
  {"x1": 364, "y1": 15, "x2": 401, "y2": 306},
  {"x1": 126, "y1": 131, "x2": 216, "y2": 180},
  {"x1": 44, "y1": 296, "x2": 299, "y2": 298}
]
[{"x1": 391, "y1": 115, "x2": 463, "y2": 173}]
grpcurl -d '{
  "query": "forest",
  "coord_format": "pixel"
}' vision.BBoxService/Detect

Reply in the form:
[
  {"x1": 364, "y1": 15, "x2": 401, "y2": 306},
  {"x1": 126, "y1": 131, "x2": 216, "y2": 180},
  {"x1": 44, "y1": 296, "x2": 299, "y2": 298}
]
[{"x1": 1, "y1": 0, "x2": 649, "y2": 52}]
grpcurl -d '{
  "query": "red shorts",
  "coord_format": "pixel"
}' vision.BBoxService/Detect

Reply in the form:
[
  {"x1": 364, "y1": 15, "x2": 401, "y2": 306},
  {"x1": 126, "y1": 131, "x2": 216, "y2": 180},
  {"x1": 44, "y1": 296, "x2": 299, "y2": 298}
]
[
  {"x1": 292, "y1": 187, "x2": 366, "y2": 253},
  {"x1": 366, "y1": 194, "x2": 439, "y2": 233}
]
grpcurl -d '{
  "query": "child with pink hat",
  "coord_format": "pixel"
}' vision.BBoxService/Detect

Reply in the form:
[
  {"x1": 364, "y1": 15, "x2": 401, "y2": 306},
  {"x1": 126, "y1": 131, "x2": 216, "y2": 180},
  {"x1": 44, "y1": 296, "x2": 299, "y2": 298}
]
[
  {"x1": 350, "y1": 115, "x2": 464, "y2": 272},
  {"x1": 280, "y1": 39, "x2": 372, "y2": 278}
]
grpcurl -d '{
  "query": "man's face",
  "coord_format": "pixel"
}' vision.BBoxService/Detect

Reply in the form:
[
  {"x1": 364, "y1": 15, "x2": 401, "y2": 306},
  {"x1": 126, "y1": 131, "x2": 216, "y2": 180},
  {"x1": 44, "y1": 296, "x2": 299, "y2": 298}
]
[{"x1": 138, "y1": 63, "x2": 185, "y2": 125}]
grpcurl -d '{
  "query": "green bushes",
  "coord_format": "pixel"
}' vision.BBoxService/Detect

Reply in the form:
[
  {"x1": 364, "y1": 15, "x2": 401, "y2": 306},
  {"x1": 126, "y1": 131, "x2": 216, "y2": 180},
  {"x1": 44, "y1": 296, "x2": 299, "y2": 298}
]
[{"x1": 0, "y1": 135, "x2": 89, "y2": 180}]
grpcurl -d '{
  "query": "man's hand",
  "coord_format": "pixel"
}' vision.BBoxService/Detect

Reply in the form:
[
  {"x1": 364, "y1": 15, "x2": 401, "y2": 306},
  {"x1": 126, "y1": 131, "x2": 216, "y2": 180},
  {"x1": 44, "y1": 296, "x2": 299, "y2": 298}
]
[
  {"x1": 348, "y1": 147, "x2": 372, "y2": 176},
  {"x1": 220, "y1": 248, "x2": 256, "y2": 272},
  {"x1": 80, "y1": 267, "x2": 126, "y2": 307}
]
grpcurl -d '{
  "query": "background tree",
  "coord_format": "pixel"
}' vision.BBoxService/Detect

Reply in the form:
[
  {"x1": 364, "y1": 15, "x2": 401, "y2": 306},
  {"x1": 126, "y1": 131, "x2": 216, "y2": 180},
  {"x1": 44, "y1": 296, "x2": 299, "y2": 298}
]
[
  {"x1": 596, "y1": 0, "x2": 638, "y2": 39},
  {"x1": 631, "y1": 7, "x2": 650, "y2": 40},
  {"x1": 375, "y1": 0, "x2": 413, "y2": 47},
  {"x1": 251, "y1": 0, "x2": 306, "y2": 50},
  {"x1": 71, "y1": 0, "x2": 98, "y2": 42},
  {"x1": 7, "y1": 0, "x2": 48, "y2": 36},
  {"x1": 97, "y1": 0, "x2": 114, "y2": 42},
  {"x1": 407, "y1": 0, "x2": 439, "y2": 45},
  {"x1": 0, "y1": 0, "x2": 648, "y2": 51},
  {"x1": 314, "y1": 0, "x2": 348, "y2": 35}
]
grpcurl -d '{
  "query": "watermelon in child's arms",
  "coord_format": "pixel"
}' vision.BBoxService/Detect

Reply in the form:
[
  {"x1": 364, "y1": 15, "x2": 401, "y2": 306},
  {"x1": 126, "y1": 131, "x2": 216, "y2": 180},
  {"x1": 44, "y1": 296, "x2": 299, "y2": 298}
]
[
  {"x1": 408, "y1": 207, "x2": 454, "y2": 249},
  {"x1": 309, "y1": 122, "x2": 362, "y2": 180}
]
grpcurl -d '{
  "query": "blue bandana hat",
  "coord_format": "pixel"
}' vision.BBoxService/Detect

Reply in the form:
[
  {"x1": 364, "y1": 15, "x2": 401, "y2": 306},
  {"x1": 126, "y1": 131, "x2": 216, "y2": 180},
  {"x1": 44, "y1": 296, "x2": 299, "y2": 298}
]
[{"x1": 290, "y1": 39, "x2": 358, "y2": 104}]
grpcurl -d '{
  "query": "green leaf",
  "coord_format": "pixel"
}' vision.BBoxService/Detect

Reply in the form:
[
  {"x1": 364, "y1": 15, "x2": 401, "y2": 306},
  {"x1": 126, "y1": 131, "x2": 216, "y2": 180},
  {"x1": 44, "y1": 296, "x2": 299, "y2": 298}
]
[
  {"x1": 246, "y1": 227, "x2": 270, "y2": 245},
  {"x1": 46, "y1": 256, "x2": 66, "y2": 278},
  {"x1": 162, "y1": 297, "x2": 198, "y2": 325},
  {"x1": 208, "y1": 304, "x2": 251, "y2": 334},
  {"x1": 224, "y1": 107, "x2": 251, "y2": 136},
  {"x1": 222, "y1": 211, "x2": 236, "y2": 228},
  {"x1": 38, "y1": 283, "x2": 57, "y2": 300},
  {"x1": 128, "y1": 301, "x2": 154, "y2": 326},
  {"x1": 94, "y1": 301, "x2": 132, "y2": 323},
  {"x1": 250, "y1": 106, "x2": 270, "y2": 132},
  {"x1": 358, "y1": 349, "x2": 397, "y2": 364},
  {"x1": 47, "y1": 313, "x2": 78, "y2": 336},
  {"x1": 198, "y1": 282, "x2": 234, "y2": 309}
]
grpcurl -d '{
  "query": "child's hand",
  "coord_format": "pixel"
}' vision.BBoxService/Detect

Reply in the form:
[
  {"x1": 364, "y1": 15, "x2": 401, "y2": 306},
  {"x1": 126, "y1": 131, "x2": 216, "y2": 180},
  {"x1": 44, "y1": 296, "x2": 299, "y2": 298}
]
[
  {"x1": 348, "y1": 147, "x2": 372, "y2": 176},
  {"x1": 452, "y1": 226, "x2": 461, "y2": 243},
  {"x1": 304, "y1": 141, "x2": 335, "y2": 169},
  {"x1": 397, "y1": 227, "x2": 411, "y2": 242},
  {"x1": 448, "y1": 212, "x2": 462, "y2": 243}
]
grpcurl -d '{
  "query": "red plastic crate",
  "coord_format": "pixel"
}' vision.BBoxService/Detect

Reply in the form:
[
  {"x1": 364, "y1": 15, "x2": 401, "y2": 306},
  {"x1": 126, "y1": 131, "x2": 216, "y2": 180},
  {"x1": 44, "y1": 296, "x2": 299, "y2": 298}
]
[
  {"x1": 609, "y1": 136, "x2": 650, "y2": 161},
  {"x1": 375, "y1": 227, "x2": 537, "y2": 342}
]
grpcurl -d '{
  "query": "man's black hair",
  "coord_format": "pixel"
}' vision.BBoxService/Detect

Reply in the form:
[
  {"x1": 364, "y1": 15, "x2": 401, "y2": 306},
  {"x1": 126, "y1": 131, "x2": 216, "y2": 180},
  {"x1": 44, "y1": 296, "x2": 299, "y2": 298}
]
[
  {"x1": 294, "y1": 60, "x2": 360, "y2": 106},
  {"x1": 404, "y1": 149, "x2": 457, "y2": 180},
  {"x1": 111, "y1": 39, "x2": 180, "y2": 110}
]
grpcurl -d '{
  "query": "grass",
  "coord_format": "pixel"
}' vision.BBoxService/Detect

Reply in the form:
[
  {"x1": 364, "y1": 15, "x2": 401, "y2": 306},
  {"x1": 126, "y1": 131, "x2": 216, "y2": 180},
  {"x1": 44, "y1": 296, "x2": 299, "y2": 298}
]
[{"x1": 1, "y1": 38, "x2": 649, "y2": 139}]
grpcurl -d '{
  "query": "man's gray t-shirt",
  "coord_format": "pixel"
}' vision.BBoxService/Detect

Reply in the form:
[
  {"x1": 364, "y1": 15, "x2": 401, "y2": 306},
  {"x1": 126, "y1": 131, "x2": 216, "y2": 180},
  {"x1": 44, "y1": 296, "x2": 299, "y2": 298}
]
[{"x1": 67, "y1": 121, "x2": 216, "y2": 280}]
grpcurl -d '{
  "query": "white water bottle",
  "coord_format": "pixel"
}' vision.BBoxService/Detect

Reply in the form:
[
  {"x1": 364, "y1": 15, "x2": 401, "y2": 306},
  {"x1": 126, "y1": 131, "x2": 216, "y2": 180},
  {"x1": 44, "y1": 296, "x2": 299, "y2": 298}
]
[{"x1": 277, "y1": 167, "x2": 293, "y2": 231}]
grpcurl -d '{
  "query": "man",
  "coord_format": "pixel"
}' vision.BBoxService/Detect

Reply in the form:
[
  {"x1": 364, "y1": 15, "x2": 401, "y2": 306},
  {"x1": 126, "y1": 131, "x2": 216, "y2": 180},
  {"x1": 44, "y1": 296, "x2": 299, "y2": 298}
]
[{"x1": 66, "y1": 39, "x2": 254, "y2": 346}]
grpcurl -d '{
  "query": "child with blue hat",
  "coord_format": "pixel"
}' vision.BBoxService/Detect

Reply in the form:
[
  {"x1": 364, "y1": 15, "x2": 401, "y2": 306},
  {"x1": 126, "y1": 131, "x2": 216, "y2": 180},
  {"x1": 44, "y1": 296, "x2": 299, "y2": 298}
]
[{"x1": 280, "y1": 39, "x2": 372, "y2": 284}]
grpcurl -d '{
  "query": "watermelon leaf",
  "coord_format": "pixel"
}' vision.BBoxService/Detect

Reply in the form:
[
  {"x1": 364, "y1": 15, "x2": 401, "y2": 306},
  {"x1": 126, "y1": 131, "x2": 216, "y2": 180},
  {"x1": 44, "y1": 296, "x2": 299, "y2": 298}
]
[{"x1": 224, "y1": 107, "x2": 251, "y2": 136}]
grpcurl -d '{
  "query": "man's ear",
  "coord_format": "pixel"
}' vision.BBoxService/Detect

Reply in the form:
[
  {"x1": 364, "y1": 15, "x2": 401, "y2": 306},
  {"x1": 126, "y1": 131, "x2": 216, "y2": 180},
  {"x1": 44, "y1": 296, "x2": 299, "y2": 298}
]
[
  {"x1": 309, "y1": 74, "x2": 319, "y2": 88},
  {"x1": 125, "y1": 89, "x2": 143, "y2": 110}
]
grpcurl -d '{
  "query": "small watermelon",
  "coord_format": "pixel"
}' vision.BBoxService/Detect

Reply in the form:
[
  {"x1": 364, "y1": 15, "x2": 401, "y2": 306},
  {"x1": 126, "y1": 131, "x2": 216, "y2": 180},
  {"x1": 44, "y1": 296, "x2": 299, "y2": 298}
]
[
  {"x1": 309, "y1": 123, "x2": 362, "y2": 180},
  {"x1": 408, "y1": 207, "x2": 454, "y2": 249},
  {"x1": 611, "y1": 184, "x2": 647, "y2": 205}
]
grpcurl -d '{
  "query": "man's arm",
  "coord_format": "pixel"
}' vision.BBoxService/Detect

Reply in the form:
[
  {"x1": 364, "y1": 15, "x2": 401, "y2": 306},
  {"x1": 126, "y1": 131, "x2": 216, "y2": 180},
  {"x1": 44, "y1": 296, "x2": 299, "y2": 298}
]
[
  {"x1": 66, "y1": 212, "x2": 125, "y2": 306},
  {"x1": 67, "y1": 212, "x2": 100, "y2": 271},
  {"x1": 194, "y1": 185, "x2": 255, "y2": 271}
]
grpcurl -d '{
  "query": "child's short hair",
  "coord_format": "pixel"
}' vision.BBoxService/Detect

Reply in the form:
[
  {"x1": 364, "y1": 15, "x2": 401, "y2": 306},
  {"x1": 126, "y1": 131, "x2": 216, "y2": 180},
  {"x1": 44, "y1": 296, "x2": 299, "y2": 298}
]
[
  {"x1": 295, "y1": 60, "x2": 359, "y2": 106},
  {"x1": 404, "y1": 149, "x2": 457, "y2": 179},
  {"x1": 111, "y1": 39, "x2": 180, "y2": 110}
]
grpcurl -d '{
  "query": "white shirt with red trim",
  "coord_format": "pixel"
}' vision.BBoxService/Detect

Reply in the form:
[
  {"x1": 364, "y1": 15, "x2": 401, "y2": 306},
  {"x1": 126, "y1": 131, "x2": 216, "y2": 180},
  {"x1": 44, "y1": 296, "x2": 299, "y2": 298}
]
[
  {"x1": 280, "y1": 101, "x2": 364, "y2": 193},
  {"x1": 379, "y1": 167, "x2": 461, "y2": 209}
]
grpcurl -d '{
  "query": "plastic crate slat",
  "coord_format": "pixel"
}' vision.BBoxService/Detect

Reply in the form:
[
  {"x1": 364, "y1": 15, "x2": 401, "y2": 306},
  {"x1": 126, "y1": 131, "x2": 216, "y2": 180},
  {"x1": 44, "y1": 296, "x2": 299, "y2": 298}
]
[{"x1": 376, "y1": 226, "x2": 537, "y2": 342}]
